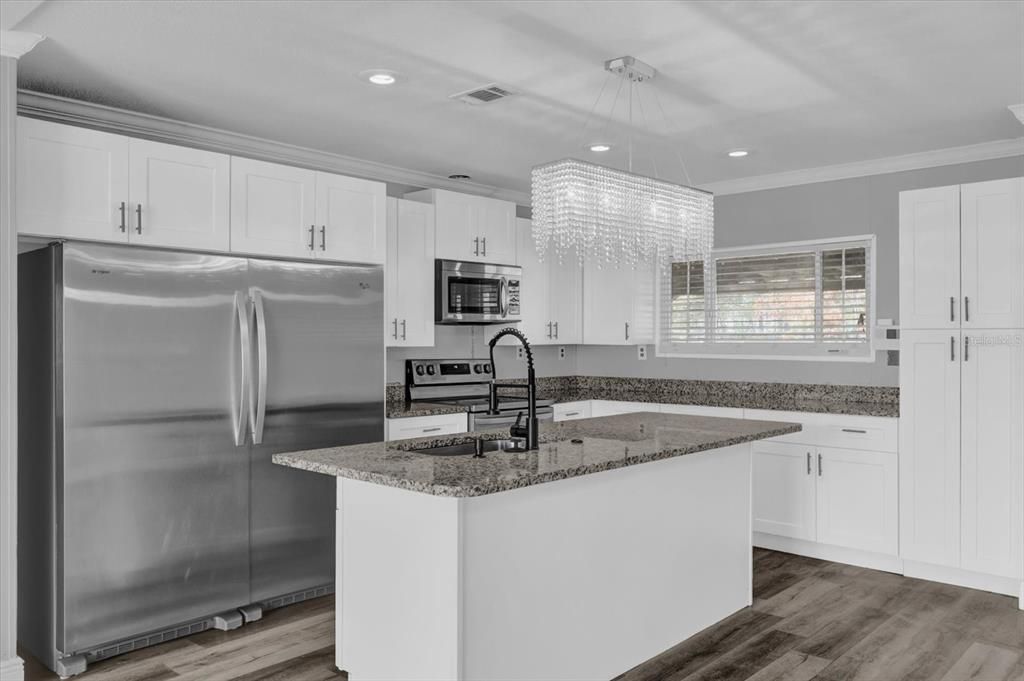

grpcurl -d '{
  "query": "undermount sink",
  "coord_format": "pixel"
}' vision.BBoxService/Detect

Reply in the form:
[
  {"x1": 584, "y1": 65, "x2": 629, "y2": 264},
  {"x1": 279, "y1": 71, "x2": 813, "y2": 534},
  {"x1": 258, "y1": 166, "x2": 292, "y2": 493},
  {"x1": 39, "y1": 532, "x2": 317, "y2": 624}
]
[{"x1": 413, "y1": 439, "x2": 528, "y2": 457}]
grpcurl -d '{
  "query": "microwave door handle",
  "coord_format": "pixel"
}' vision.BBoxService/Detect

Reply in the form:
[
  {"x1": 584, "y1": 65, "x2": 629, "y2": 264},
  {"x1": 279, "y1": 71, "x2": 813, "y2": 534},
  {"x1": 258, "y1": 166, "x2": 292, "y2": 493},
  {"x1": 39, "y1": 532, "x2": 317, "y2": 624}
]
[
  {"x1": 499, "y1": 277, "x2": 508, "y2": 317},
  {"x1": 233, "y1": 292, "x2": 251, "y2": 446},
  {"x1": 250, "y1": 289, "x2": 268, "y2": 445}
]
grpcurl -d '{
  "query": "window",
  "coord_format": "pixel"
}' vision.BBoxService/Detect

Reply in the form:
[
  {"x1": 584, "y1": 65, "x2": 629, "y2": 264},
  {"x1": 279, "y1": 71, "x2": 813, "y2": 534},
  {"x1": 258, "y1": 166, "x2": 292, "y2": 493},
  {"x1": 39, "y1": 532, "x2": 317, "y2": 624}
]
[{"x1": 658, "y1": 236, "x2": 875, "y2": 360}]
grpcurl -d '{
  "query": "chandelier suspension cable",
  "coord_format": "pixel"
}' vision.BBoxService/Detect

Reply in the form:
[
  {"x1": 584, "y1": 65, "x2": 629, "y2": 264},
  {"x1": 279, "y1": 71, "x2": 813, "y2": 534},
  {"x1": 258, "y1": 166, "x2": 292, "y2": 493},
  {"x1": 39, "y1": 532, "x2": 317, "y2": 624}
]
[
  {"x1": 596, "y1": 70, "x2": 628, "y2": 156},
  {"x1": 633, "y1": 80, "x2": 660, "y2": 180},
  {"x1": 576, "y1": 70, "x2": 613, "y2": 149},
  {"x1": 650, "y1": 83, "x2": 694, "y2": 186},
  {"x1": 627, "y1": 74, "x2": 634, "y2": 173}
]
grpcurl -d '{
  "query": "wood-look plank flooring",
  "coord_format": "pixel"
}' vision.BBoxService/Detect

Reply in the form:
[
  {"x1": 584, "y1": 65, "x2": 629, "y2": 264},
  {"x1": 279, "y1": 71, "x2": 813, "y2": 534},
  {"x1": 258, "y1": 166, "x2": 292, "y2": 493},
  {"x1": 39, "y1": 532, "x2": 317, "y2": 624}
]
[{"x1": 22, "y1": 549, "x2": 1024, "y2": 681}]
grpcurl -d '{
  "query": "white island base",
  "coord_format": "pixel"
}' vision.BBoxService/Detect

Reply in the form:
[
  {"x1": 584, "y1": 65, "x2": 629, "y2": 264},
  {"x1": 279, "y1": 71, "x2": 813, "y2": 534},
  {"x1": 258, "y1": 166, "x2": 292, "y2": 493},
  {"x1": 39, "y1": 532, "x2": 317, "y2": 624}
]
[{"x1": 335, "y1": 443, "x2": 753, "y2": 681}]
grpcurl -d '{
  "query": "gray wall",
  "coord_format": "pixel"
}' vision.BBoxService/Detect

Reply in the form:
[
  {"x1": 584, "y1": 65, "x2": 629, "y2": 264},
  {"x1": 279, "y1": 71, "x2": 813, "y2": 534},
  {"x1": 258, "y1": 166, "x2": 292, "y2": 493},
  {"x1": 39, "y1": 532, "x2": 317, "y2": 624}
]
[{"x1": 388, "y1": 155, "x2": 1023, "y2": 386}]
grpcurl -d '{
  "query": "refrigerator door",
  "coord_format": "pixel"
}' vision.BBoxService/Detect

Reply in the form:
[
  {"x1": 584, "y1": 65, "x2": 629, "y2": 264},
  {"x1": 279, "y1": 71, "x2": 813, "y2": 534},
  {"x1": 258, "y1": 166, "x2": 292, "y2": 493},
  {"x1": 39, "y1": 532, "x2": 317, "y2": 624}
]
[
  {"x1": 246, "y1": 258, "x2": 384, "y2": 603},
  {"x1": 59, "y1": 243, "x2": 251, "y2": 653}
]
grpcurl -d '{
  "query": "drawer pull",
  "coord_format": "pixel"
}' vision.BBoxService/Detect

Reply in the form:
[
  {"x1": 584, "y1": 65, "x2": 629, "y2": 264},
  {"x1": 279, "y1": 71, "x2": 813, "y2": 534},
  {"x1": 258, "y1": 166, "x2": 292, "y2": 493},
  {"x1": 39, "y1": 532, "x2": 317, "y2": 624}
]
[
  {"x1": 841, "y1": 428, "x2": 867, "y2": 434},
  {"x1": 564, "y1": 411, "x2": 580, "y2": 417},
  {"x1": 422, "y1": 427, "x2": 443, "y2": 433}
]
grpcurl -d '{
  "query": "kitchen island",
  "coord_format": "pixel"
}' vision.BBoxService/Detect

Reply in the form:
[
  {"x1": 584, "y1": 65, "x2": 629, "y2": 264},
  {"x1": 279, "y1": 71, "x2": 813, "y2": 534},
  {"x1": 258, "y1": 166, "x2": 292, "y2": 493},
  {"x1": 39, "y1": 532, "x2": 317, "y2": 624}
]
[{"x1": 274, "y1": 412, "x2": 800, "y2": 681}]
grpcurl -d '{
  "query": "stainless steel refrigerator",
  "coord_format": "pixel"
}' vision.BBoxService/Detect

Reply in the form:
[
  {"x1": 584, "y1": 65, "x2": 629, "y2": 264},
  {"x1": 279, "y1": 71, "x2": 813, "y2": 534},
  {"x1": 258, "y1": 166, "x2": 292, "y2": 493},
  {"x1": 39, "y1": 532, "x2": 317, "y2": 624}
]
[{"x1": 18, "y1": 242, "x2": 383, "y2": 677}]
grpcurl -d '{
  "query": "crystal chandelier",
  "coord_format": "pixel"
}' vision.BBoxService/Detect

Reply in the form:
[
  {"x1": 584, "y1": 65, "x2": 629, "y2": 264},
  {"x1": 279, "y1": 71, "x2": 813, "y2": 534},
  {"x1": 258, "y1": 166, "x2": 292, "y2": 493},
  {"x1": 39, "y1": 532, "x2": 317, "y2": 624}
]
[{"x1": 531, "y1": 57, "x2": 714, "y2": 268}]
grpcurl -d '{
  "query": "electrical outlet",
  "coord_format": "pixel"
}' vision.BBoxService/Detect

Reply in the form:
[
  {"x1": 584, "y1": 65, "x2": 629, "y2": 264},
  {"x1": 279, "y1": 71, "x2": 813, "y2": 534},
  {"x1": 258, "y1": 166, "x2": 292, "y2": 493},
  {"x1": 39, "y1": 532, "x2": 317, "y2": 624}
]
[
  {"x1": 558, "y1": 346, "x2": 566, "y2": 360},
  {"x1": 637, "y1": 345, "x2": 647, "y2": 360},
  {"x1": 516, "y1": 346, "x2": 525, "y2": 361}
]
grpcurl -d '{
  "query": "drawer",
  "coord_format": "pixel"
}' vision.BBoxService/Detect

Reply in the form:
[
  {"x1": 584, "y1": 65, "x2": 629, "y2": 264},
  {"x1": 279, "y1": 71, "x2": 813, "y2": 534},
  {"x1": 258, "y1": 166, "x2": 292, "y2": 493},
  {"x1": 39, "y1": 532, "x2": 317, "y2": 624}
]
[
  {"x1": 659, "y1": 404, "x2": 745, "y2": 419},
  {"x1": 744, "y1": 409, "x2": 898, "y2": 453},
  {"x1": 386, "y1": 413, "x2": 467, "y2": 441},
  {"x1": 554, "y1": 401, "x2": 591, "y2": 422},
  {"x1": 589, "y1": 400, "x2": 660, "y2": 417}
]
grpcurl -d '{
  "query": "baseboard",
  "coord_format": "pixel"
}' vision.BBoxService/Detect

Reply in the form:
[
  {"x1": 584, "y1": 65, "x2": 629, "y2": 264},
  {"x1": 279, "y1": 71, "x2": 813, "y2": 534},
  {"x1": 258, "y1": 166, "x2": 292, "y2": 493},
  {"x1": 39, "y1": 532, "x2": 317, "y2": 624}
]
[
  {"x1": 902, "y1": 560, "x2": 1019, "y2": 597},
  {"x1": 0, "y1": 655, "x2": 25, "y2": 681},
  {"x1": 754, "y1": 533, "x2": 903, "y2": 574},
  {"x1": 1019, "y1": 581, "x2": 1023, "y2": 610}
]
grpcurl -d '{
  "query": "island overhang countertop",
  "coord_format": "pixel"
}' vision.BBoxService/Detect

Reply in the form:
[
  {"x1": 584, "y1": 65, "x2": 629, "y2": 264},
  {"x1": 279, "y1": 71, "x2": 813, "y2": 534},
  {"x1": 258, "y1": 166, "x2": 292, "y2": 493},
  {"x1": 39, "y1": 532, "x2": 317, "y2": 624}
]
[{"x1": 272, "y1": 411, "x2": 801, "y2": 497}]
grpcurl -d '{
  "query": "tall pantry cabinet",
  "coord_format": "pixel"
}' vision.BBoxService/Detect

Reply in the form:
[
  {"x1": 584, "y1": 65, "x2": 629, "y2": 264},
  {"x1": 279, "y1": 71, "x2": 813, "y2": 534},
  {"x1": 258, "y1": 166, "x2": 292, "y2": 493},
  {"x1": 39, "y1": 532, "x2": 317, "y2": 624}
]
[{"x1": 898, "y1": 177, "x2": 1023, "y2": 596}]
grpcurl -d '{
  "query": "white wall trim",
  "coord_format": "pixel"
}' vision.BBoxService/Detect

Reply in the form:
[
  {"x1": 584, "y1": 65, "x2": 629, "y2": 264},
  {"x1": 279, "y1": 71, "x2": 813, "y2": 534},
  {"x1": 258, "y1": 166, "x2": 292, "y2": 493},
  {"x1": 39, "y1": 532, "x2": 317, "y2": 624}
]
[
  {"x1": 0, "y1": 31, "x2": 44, "y2": 59},
  {"x1": 16, "y1": 89, "x2": 532, "y2": 206},
  {"x1": 700, "y1": 138, "x2": 1024, "y2": 196},
  {"x1": 902, "y1": 560, "x2": 1020, "y2": 598},
  {"x1": 0, "y1": 656, "x2": 25, "y2": 681}
]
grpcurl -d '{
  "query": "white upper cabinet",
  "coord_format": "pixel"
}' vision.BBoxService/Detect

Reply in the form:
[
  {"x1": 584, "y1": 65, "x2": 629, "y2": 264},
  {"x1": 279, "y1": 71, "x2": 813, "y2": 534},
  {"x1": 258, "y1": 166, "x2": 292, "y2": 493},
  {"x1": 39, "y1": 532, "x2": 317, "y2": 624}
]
[
  {"x1": 230, "y1": 157, "x2": 316, "y2": 259},
  {"x1": 752, "y1": 441, "x2": 816, "y2": 542},
  {"x1": 17, "y1": 117, "x2": 129, "y2": 242},
  {"x1": 815, "y1": 446, "x2": 898, "y2": 556},
  {"x1": 899, "y1": 329, "x2": 962, "y2": 568},
  {"x1": 959, "y1": 331, "x2": 1023, "y2": 579},
  {"x1": 960, "y1": 178, "x2": 1023, "y2": 329},
  {"x1": 582, "y1": 260, "x2": 653, "y2": 345},
  {"x1": 548, "y1": 247, "x2": 583, "y2": 344},
  {"x1": 407, "y1": 189, "x2": 517, "y2": 264},
  {"x1": 899, "y1": 184, "x2": 960, "y2": 329},
  {"x1": 314, "y1": 171, "x2": 386, "y2": 264},
  {"x1": 514, "y1": 218, "x2": 552, "y2": 344},
  {"x1": 386, "y1": 198, "x2": 435, "y2": 347},
  {"x1": 128, "y1": 139, "x2": 230, "y2": 251}
]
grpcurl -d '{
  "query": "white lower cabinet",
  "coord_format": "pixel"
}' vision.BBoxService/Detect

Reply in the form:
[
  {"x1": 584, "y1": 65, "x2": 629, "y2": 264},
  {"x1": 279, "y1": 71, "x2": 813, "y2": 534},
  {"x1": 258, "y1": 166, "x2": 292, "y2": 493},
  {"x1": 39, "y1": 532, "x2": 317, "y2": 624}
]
[
  {"x1": 815, "y1": 447, "x2": 899, "y2": 555},
  {"x1": 752, "y1": 441, "x2": 816, "y2": 541},
  {"x1": 386, "y1": 413, "x2": 468, "y2": 441},
  {"x1": 553, "y1": 401, "x2": 591, "y2": 422},
  {"x1": 589, "y1": 400, "x2": 658, "y2": 417}
]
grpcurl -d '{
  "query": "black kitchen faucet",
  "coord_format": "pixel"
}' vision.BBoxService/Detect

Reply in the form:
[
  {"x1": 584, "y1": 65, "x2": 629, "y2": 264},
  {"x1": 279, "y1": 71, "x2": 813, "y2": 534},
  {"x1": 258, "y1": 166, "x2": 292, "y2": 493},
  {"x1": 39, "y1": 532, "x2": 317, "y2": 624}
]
[{"x1": 487, "y1": 327, "x2": 539, "y2": 450}]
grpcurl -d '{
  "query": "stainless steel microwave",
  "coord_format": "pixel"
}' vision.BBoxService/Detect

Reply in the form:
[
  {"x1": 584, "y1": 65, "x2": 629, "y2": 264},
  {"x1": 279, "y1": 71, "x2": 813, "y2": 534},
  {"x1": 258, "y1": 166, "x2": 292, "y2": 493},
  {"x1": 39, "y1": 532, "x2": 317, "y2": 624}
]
[{"x1": 435, "y1": 259, "x2": 522, "y2": 324}]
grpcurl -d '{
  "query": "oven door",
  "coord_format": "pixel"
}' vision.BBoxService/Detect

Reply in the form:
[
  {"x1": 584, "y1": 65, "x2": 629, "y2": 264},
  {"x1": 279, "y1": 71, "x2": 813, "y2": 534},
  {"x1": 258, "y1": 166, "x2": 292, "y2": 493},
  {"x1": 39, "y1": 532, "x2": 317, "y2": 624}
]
[{"x1": 436, "y1": 260, "x2": 521, "y2": 324}]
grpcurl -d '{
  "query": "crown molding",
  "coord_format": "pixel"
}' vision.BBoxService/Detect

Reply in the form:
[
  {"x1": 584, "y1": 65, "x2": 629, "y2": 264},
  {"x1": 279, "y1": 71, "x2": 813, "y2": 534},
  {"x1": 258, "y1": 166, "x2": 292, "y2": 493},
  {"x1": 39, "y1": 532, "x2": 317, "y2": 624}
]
[
  {"x1": 0, "y1": 31, "x2": 43, "y2": 59},
  {"x1": 700, "y1": 137, "x2": 1024, "y2": 196},
  {"x1": 16, "y1": 90, "x2": 532, "y2": 205}
]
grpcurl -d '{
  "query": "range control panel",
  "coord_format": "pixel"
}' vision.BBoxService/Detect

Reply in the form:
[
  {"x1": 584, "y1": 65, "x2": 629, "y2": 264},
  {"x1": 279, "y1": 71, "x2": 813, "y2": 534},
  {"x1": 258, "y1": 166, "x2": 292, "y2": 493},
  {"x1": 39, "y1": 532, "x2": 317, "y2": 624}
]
[{"x1": 406, "y1": 359, "x2": 493, "y2": 386}]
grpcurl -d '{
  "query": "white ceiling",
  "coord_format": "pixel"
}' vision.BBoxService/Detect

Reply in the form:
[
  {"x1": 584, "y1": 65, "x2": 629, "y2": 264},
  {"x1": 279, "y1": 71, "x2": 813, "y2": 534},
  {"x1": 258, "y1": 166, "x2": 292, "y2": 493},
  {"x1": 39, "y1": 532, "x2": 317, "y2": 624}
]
[{"x1": 9, "y1": 0, "x2": 1024, "y2": 196}]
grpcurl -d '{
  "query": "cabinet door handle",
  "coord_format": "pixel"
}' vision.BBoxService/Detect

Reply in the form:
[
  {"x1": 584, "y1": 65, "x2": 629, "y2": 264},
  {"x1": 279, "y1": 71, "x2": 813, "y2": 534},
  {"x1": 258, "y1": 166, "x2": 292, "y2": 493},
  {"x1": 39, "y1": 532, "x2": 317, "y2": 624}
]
[
  {"x1": 309, "y1": 225, "x2": 315, "y2": 251},
  {"x1": 807, "y1": 452, "x2": 811, "y2": 475},
  {"x1": 135, "y1": 204, "x2": 142, "y2": 234},
  {"x1": 554, "y1": 321, "x2": 559, "y2": 339},
  {"x1": 118, "y1": 201, "x2": 126, "y2": 232},
  {"x1": 625, "y1": 321, "x2": 630, "y2": 341},
  {"x1": 964, "y1": 335, "x2": 969, "y2": 362},
  {"x1": 950, "y1": 335, "x2": 955, "y2": 361},
  {"x1": 473, "y1": 237, "x2": 480, "y2": 256},
  {"x1": 964, "y1": 296, "x2": 969, "y2": 322},
  {"x1": 481, "y1": 237, "x2": 487, "y2": 256},
  {"x1": 320, "y1": 225, "x2": 326, "y2": 251},
  {"x1": 422, "y1": 427, "x2": 442, "y2": 433},
  {"x1": 841, "y1": 428, "x2": 867, "y2": 434},
  {"x1": 547, "y1": 322, "x2": 552, "y2": 339},
  {"x1": 950, "y1": 296, "x2": 955, "y2": 322},
  {"x1": 392, "y1": 318, "x2": 398, "y2": 340},
  {"x1": 401, "y1": 319, "x2": 407, "y2": 341},
  {"x1": 818, "y1": 453, "x2": 823, "y2": 477}
]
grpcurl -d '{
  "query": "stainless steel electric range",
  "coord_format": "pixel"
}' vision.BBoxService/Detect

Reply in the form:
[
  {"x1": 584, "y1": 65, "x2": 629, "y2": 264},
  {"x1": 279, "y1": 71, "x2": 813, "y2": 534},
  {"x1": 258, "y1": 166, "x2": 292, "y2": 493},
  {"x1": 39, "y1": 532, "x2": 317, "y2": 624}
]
[{"x1": 405, "y1": 359, "x2": 554, "y2": 431}]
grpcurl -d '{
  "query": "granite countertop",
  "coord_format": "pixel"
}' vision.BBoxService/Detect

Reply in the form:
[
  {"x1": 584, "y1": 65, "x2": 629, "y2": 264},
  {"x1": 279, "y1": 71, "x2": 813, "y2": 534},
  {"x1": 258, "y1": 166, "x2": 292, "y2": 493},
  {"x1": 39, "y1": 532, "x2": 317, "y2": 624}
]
[
  {"x1": 385, "y1": 377, "x2": 899, "y2": 419},
  {"x1": 274, "y1": 412, "x2": 801, "y2": 497}
]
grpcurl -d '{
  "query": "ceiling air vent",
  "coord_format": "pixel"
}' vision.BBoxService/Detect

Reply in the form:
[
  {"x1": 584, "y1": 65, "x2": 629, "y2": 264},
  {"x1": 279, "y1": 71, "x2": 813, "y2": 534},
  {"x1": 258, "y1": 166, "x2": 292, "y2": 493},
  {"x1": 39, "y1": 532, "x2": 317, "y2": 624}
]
[{"x1": 450, "y1": 83, "x2": 517, "y2": 105}]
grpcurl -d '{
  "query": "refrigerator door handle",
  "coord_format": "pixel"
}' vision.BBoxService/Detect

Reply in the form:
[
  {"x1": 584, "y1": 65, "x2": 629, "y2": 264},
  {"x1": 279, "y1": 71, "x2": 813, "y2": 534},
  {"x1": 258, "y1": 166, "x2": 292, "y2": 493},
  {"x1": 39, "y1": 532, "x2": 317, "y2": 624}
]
[
  {"x1": 250, "y1": 289, "x2": 269, "y2": 445},
  {"x1": 233, "y1": 292, "x2": 252, "y2": 447}
]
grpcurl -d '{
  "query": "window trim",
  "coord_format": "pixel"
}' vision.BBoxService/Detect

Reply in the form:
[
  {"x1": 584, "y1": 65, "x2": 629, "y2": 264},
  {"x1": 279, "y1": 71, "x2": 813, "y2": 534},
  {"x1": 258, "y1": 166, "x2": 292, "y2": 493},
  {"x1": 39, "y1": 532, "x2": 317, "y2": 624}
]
[{"x1": 656, "y1": 234, "x2": 878, "y2": 362}]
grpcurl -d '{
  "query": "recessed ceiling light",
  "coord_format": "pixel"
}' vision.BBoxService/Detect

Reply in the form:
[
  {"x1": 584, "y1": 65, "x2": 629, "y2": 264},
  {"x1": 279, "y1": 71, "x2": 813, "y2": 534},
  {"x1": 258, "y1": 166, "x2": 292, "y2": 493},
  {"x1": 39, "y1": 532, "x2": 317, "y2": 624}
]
[
  {"x1": 358, "y1": 69, "x2": 402, "y2": 86},
  {"x1": 588, "y1": 144, "x2": 612, "y2": 152},
  {"x1": 448, "y1": 174, "x2": 471, "y2": 180},
  {"x1": 727, "y1": 149, "x2": 749, "y2": 158}
]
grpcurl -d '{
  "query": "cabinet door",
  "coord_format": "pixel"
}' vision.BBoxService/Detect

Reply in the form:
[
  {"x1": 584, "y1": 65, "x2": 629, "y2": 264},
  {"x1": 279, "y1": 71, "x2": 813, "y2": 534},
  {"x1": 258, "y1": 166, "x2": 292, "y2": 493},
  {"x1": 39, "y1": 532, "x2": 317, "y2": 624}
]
[
  {"x1": 548, "y1": 247, "x2": 583, "y2": 344},
  {"x1": 17, "y1": 117, "x2": 129, "y2": 242},
  {"x1": 899, "y1": 329, "x2": 961, "y2": 567},
  {"x1": 752, "y1": 441, "x2": 816, "y2": 541},
  {"x1": 816, "y1": 447, "x2": 898, "y2": 555},
  {"x1": 960, "y1": 178, "x2": 1024, "y2": 329},
  {"x1": 960, "y1": 331, "x2": 1024, "y2": 578},
  {"x1": 127, "y1": 139, "x2": 230, "y2": 251},
  {"x1": 386, "y1": 199, "x2": 435, "y2": 347},
  {"x1": 314, "y1": 171, "x2": 386, "y2": 264},
  {"x1": 230, "y1": 157, "x2": 315, "y2": 258},
  {"x1": 630, "y1": 260, "x2": 656, "y2": 345},
  {"x1": 514, "y1": 218, "x2": 552, "y2": 344},
  {"x1": 433, "y1": 190, "x2": 478, "y2": 261},
  {"x1": 582, "y1": 262, "x2": 633, "y2": 344},
  {"x1": 476, "y1": 197, "x2": 517, "y2": 264},
  {"x1": 899, "y1": 185, "x2": 960, "y2": 329}
]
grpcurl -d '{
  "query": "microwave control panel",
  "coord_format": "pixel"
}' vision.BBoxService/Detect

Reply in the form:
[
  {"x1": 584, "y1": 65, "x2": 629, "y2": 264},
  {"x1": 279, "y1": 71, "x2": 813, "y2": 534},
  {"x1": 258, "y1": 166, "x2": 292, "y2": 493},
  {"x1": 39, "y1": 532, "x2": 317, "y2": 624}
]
[{"x1": 507, "y1": 278, "x2": 520, "y2": 315}]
